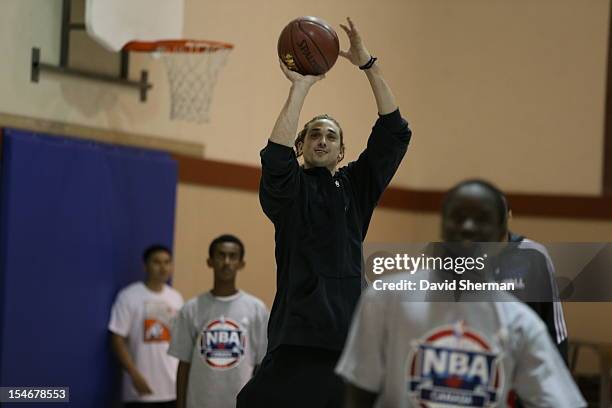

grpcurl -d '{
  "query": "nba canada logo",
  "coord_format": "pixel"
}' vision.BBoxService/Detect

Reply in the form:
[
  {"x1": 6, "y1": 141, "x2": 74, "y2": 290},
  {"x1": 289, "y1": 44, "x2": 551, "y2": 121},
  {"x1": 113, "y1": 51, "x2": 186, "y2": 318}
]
[
  {"x1": 406, "y1": 322, "x2": 503, "y2": 407},
  {"x1": 199, "y1": 317, "x2": 245, "y2": 369}
]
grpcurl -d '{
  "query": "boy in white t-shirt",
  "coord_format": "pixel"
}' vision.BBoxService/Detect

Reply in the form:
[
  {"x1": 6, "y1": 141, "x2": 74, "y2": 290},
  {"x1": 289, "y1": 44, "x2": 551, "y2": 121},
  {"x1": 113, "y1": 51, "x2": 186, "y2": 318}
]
[
  {"x1": 109, "y1": 245, "x2": 184, "y2": 408},
  {"x1": 336, "y1": 180, "x2": 586, "y2": 408},
  {"x1": 168, "y1": 234, "x2": 269, "y2": 408}
]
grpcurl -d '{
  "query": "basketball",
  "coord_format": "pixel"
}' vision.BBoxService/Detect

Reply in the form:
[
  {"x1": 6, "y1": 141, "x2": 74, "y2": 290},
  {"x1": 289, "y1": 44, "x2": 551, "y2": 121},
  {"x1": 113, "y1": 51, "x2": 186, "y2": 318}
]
[{"x1": 277, "y1": 16, "x2": 340, "y2": 76}]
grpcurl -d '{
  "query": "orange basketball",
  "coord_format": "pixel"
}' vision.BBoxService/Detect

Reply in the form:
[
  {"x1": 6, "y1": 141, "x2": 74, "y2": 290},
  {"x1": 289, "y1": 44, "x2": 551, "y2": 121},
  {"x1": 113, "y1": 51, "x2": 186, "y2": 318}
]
[{"x1": 277, "y1": 16, "x2": 340, "y2": 76}]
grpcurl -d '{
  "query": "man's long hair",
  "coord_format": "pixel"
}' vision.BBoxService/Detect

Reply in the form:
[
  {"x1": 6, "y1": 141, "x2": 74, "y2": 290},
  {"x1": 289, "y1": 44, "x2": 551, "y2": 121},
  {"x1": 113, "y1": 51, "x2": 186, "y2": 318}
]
[{"x1": 294, "y1": 114, "x2": 345, "y2": 163}]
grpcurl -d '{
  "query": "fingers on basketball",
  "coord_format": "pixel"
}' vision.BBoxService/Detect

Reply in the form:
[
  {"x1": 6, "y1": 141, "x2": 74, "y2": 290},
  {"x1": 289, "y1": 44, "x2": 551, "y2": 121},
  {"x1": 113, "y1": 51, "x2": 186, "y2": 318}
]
[
  {"x1": 345, "y1": 17, "x2": 360, "y2": 36},
  {"x1": 340, "y1": 19, "x2": 362, "y2": 45},
  {"x1": 279, "y1": 59, "x2": 299, "y2": 77},
  {"x1": 339, "y1": 22, "x2": 355, "y2": 61},
  {"x1": 339, "y1": 24, "x2": 351, "y2": 36}
]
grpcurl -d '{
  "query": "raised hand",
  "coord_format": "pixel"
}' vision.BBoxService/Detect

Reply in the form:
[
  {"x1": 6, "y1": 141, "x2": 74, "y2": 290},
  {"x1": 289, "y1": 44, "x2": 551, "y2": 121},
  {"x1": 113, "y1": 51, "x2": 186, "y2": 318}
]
[
  {"x1": 279, "y1": 59, "x2": 325, "y2": 88},
  {"x1": 270, "y1": 60, "x2": 325, "y2": 148},
  {"x1": 339, "y1": 17, "x2": 371, "y2": 67}
]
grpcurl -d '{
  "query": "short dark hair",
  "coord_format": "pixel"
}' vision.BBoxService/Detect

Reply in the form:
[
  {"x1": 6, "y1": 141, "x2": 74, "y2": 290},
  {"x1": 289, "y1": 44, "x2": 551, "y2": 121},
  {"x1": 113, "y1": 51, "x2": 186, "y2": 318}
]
[
  {"x1": 208, "y1": 234, "x2": 245, "y2": 260},
  {"x1": 143, "y1": 244, "x2": 172, "y2": 263},
  {"x1": 442, "y1": 179, "x2": 508, "y2": 226}
]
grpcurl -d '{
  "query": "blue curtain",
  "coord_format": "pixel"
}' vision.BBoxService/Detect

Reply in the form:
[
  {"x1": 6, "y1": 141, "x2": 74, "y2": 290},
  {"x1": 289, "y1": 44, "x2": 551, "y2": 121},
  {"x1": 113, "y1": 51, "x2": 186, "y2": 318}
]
[{"x1": 0, "y1": 128, "x2": 178, "y2": 407}]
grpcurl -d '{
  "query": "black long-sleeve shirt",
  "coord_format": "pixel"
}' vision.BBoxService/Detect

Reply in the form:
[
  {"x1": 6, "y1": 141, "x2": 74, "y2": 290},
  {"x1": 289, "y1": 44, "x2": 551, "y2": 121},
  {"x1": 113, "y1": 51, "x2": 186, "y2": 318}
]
[{"x1": 259, "y1": 109, "x2": 411, "y2": 352}]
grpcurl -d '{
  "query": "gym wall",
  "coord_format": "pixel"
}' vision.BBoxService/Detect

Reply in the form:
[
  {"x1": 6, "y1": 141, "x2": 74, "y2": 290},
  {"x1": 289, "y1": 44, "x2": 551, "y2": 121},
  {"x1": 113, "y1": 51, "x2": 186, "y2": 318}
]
[{"x1": 0, "y1": 0, "x2": 607, "y2": 193}]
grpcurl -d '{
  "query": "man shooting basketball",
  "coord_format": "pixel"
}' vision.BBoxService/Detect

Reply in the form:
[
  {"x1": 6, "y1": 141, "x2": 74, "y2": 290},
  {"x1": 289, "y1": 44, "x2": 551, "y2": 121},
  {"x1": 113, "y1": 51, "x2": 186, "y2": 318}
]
[{"x1": 237, "y1": 17, "x2": 411, "y2": 407}]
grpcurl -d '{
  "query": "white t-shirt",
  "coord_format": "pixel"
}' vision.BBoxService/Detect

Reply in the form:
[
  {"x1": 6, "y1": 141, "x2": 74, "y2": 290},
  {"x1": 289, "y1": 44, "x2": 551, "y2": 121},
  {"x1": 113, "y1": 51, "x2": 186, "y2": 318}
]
[
  {"x1": 336, "y1": 273, "x2": 586, "y2": 408},
  {"x1": 108, "y1": 281, "x2": 184, "y2": 402},
  {"x1": 168, "y1": 290, "x2": 269, "y2": 408}
]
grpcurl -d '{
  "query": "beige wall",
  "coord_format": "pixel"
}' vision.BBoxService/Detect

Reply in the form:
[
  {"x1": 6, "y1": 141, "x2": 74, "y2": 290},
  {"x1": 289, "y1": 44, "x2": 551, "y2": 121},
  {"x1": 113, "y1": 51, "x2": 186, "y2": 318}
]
[
  {"x1": 1, "y1": 0, "x2": 608, "y2": 193},
  {"x1": 185, "y1": 0, "x2": 609, "y2": 194}
]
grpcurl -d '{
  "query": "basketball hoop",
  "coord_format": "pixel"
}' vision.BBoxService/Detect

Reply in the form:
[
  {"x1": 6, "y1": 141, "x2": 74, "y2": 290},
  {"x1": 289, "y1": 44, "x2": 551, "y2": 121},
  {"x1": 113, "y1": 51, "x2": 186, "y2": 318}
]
[{"x1": 124, "y1": 40, "x2": 233, "y2": 123}]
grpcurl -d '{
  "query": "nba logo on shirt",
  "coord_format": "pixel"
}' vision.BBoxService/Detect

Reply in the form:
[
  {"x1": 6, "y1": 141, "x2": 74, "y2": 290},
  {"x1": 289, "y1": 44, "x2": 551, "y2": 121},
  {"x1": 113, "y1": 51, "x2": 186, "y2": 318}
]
[
  {"x1": 406, "y1": 323, "x2": 503, "y2": 408},
  {"x1": 200, "y1": 317, "x2": 246, "y2": 369}
]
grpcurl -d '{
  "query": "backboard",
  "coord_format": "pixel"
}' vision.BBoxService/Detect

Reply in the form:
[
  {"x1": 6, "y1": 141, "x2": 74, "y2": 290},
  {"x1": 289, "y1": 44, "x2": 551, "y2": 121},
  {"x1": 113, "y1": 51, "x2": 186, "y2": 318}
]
[{"x1": 85, "y1": 0, "x2": 185, "y2": 52}]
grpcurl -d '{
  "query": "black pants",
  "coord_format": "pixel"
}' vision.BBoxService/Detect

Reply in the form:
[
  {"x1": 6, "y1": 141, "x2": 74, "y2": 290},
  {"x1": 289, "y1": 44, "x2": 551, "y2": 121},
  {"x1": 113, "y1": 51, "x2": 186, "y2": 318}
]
[
  {"x1": 237, "y1": 345, "x2": 344, "y2": 408},
  {"x1": 124, "y1": 401, "x2": 175, "y2": 408}
]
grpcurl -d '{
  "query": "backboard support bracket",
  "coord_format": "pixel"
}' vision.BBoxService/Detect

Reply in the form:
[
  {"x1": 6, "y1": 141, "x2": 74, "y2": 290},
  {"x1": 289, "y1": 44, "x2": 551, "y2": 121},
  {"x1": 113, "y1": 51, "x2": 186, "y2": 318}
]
[{"x1": 30, "y1": 0, "x2": 152, "y2": 102}]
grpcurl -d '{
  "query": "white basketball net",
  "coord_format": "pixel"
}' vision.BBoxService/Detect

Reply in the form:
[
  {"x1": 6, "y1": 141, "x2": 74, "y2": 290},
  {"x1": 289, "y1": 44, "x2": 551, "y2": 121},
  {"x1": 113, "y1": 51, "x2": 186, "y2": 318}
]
[{"x1": 154, "y1": 45, "x2": 232, "y2": 123}]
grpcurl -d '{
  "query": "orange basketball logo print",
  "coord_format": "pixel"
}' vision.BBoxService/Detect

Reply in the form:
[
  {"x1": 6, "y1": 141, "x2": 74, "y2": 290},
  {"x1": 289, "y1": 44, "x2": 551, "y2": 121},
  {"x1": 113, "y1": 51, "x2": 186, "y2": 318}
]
[
  {"x1": 144, "y1": 319, "x2": 171, "y2": 342},
  {"x1": 143, "y1": 301, "x2": 176, "y2": 343}
]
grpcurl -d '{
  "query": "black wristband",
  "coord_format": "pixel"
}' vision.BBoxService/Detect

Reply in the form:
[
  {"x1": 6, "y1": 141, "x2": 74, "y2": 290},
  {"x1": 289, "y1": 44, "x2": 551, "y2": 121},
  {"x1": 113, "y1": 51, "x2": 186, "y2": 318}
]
[{"x1": 359, "y1": 56, "x2": 377, "y2": 70}]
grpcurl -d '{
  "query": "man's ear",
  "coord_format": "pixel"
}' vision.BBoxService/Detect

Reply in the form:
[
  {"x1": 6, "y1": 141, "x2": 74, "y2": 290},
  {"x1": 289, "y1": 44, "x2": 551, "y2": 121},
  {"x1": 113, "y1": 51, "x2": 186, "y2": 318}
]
[
  {"x1": 238, "y1": 260, "x2": 246, "y2": 270},
  {"x1": 206, "y1": 258, "x2": 213, "y2": 268},
  {"x1": 337, "y1": 145, "x2": 345, "y2": 163},
  {"x1": 296, "y1": 140, "x2": 304, "y2": 156}
]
